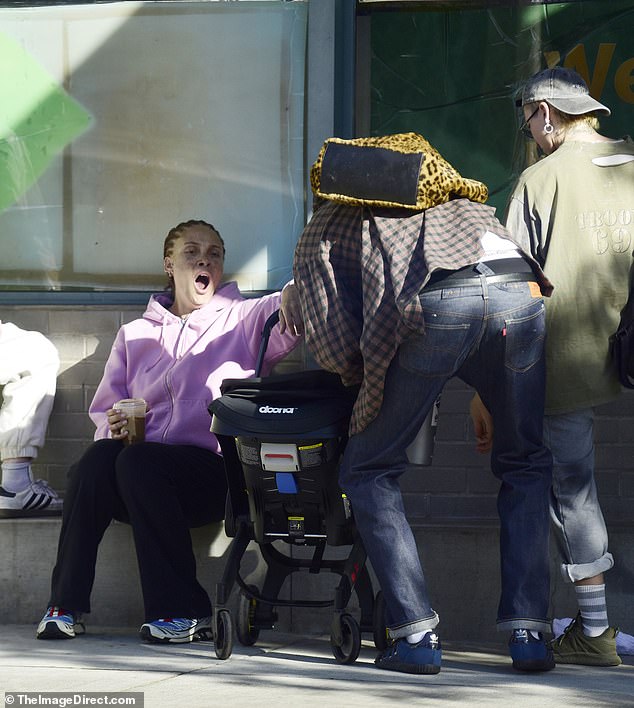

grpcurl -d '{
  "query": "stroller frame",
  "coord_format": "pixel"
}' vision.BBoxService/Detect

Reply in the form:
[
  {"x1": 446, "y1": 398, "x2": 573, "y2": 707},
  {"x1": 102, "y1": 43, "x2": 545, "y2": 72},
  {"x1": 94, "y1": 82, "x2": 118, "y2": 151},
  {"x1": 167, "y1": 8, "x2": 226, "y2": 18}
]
[{"x1": 208, "y1": 311, "x2": 386, "y2": 663}]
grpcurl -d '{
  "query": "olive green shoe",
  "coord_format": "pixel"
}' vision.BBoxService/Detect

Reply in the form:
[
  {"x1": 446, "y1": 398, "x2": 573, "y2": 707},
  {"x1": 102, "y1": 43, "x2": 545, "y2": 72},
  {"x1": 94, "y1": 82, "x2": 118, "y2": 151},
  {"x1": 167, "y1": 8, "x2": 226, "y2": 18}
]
[{"x1": 551, "y1": 614, "x2": 622, "y2": 666}]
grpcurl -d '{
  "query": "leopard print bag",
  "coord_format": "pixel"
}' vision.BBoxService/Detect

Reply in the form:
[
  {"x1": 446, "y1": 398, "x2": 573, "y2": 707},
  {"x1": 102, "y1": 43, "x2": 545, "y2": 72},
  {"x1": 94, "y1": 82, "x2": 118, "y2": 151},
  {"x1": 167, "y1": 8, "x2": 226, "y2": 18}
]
[{"x1": 310, "y1": 132, "x2": 488, "y2": 210}]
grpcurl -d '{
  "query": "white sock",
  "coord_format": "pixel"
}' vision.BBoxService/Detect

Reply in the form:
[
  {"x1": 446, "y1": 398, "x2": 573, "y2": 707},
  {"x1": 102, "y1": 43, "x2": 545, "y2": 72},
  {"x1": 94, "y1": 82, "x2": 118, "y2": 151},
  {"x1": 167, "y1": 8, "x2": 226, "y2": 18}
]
[
  {"x1": 575, "y1": 584, "x2": 609, "y2": 637},
  {"x1": 1, "y1": 460, "x2": 33, "y2": 492},
  {"x1": 406, "y1": 631, "x2": 426, "y2": 644}
]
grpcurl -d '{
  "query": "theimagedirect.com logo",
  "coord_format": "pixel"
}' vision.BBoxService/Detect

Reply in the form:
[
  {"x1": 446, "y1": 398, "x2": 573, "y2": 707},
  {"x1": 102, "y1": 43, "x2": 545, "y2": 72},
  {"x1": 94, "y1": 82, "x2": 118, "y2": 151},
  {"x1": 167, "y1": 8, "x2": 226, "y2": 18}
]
[{"x1": 4, "y1": 694, "x2": 142, "y2": 707}]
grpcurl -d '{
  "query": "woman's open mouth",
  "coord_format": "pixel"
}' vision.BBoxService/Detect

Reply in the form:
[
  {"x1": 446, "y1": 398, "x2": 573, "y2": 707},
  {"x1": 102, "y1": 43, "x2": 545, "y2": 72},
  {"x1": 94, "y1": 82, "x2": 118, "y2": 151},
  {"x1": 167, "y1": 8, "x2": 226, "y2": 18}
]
[{"x1": 194, "y1": 273, "x2": 211, "y2": 293}]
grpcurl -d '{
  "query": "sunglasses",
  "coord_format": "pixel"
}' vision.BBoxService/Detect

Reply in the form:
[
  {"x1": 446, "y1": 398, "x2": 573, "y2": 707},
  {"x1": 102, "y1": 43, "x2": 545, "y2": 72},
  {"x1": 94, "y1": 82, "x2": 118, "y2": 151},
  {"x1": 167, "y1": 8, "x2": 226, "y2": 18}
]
[{"x1": 519, "y1": 106, "x2": 540, "y2": 138}]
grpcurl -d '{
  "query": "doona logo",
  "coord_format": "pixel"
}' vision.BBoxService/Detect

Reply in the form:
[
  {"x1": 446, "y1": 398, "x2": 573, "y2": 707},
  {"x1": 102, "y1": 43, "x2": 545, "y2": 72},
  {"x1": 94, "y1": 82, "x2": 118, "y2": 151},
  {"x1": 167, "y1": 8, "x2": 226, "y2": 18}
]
[{"x1": 258, "y1": 405, "x2": 297, "y2": 414}]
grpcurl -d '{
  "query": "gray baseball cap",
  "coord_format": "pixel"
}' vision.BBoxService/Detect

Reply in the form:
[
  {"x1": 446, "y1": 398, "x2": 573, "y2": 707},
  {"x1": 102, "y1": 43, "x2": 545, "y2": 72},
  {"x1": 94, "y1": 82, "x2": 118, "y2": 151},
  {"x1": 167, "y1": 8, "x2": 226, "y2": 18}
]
[{"x1": 516, "y1": 67, "x2": 611, "y2": 116}]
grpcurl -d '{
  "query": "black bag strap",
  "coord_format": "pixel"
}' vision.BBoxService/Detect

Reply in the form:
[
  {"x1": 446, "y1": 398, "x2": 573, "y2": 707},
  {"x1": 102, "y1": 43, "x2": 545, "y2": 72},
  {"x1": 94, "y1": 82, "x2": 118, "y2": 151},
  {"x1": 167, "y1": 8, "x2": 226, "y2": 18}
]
[{"x1": 611, "y1": 265, "x2": 634, "y2": 389}]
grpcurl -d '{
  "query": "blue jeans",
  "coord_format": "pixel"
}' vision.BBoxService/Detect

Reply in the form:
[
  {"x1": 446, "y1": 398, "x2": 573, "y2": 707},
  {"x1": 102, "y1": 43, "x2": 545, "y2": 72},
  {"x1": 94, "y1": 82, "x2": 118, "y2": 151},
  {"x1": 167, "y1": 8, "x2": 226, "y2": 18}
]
[
  {"x1": 340, "y1": 277, "x2": 553, "y2": 639},
  {"x1": 543, "y1": 409, "x2": 614, "y2": 583}
]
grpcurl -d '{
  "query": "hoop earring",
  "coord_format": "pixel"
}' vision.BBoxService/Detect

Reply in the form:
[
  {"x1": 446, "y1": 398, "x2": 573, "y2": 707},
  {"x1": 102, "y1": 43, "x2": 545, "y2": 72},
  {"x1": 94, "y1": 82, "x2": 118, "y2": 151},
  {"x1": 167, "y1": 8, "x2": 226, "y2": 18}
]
[{"x1": 544, "y1": 120, "x2": 554, "y2": 135}]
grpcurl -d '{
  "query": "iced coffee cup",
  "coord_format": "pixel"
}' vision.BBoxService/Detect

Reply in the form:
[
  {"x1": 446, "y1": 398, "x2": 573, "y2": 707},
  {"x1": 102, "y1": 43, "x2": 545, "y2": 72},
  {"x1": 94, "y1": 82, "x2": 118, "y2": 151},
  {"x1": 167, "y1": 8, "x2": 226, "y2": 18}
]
[{"x1": 115, "y1": 398, "x2": 147, "y2": 445}]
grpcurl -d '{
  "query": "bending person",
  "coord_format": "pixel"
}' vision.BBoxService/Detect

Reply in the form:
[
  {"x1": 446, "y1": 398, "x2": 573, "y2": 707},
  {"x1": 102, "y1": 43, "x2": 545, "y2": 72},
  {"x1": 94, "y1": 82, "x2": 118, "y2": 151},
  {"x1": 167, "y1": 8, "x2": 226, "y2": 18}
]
[{"x1": 294, "y1": 135, "x2": 555, "y2": 674}]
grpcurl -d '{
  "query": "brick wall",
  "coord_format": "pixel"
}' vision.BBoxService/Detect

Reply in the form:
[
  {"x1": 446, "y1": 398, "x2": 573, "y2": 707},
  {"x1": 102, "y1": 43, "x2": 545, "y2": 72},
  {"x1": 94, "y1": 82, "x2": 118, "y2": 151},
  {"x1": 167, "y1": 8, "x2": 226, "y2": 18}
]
[
  {"x1": 2, "y1": 303, "x2": 633, "y2": 528},
  {"x1": 407, "y1": 378, "x2": 634, "y2": 530}
]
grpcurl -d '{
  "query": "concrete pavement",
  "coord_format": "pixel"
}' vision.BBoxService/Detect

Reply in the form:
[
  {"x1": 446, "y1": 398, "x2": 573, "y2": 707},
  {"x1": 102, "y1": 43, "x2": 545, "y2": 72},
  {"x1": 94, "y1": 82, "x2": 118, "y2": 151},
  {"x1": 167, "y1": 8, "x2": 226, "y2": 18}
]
[{"x1": 1, "y1": 624, "x2": 632, "y2": 707}]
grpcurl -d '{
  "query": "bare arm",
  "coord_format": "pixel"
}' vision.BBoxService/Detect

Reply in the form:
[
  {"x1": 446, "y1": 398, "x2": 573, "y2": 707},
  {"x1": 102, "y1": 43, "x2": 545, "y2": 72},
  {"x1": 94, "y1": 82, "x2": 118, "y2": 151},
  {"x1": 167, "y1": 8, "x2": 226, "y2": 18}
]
[
  {"x1": 279, "y1": 281, "x2": 304, "y2": 336},
  {"x1": 470, "y1": 393, "x2": 494, "y2": 454}
]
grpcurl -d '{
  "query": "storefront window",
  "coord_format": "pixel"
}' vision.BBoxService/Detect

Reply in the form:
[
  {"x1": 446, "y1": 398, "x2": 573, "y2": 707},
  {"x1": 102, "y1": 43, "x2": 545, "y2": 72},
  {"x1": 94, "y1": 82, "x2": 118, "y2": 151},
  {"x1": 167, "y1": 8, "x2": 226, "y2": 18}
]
[
  {"x1": 0, "y1": 1, "x2": 307, "y2": 292},
  {"x1": 363, "y1": 1, "x2": 633, "y2": 214}
]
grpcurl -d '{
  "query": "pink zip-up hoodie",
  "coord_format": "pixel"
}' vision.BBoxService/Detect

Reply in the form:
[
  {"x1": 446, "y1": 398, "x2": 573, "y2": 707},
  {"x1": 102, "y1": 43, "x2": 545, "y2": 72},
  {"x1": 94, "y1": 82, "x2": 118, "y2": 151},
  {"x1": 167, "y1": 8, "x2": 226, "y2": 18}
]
[{"x1": 89, "y1": 282, "x2": 299, "y2": 455}]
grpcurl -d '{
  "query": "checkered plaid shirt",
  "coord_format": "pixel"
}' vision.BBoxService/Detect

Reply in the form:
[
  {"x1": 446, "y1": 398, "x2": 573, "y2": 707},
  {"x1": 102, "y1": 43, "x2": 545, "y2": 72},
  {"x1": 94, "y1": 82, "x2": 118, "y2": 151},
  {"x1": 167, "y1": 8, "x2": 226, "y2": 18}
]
[{"x1": 293, "y1": 198, "x2": 551, "y2": 434}]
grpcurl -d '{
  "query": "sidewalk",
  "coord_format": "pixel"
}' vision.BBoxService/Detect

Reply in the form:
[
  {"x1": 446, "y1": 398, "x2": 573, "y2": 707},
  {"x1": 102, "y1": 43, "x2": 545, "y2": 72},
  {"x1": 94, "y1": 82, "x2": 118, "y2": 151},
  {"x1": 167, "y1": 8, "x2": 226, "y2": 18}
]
[{"x1": 1, "y1": 624, "x2": 632, "y2": 707}]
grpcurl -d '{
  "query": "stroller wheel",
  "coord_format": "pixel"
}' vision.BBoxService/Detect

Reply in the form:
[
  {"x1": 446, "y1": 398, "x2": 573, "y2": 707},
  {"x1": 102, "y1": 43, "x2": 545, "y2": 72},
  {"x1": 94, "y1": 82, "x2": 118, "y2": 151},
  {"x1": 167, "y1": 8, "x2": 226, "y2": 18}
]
[
  {"x1": 237, "y1": 584, "x2": 261, "y2": 646},
  {"x1": 214, "y1": 609, "x2": 234, "y2": 660},
  {"x1": 331, "y1": 613, "x2": 361, "y2": 665},
  {"x1": 372, "y1": 590, "x2": 389, "y2": 650}
]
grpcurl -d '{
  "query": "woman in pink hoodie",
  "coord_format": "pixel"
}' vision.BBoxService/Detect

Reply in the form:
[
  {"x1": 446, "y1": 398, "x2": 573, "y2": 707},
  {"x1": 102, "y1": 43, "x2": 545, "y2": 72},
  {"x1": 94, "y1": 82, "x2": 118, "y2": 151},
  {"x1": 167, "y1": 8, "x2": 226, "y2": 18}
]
[{"x1": 37, "y1": 219, "x2": 302, "y2": 643}]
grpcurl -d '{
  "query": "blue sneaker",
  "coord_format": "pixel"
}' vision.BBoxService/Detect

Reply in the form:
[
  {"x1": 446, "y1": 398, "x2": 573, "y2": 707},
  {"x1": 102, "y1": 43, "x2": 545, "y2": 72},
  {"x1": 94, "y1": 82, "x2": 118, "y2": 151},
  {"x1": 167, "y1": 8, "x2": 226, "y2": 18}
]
[
  {"x1": 36, "y1": 606, "x2": 85, "y2": 640},
  {"x1": 509, "y1": 629, "x2": 555, "y2": 672},
  {"x1": 375, "y1": 632, "x2": 442, "y2": 674},
  {"x1": 139, "y1": 616, "x2": 213, "y2": 643}
]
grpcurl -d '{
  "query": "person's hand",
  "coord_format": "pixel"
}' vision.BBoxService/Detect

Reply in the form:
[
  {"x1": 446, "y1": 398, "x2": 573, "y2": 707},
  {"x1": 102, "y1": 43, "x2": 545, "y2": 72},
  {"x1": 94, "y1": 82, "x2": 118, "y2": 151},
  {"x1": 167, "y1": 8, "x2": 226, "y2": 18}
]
[
  {"x1": 279, "y1": 282, "x2": 304, "y2": 336},
  {"x1": 470, "y1": 393, "x2": 494, "y2": 454},
  {"x1": 106, "y1": 407, "x2": 130, "y2": 441}
]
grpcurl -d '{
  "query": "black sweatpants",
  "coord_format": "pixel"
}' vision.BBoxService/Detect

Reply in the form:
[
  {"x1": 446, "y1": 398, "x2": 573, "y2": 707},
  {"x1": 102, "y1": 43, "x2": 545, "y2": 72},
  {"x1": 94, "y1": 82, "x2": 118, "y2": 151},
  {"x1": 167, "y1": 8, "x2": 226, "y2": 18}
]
[{"x1": 48, "y1": 438, "x2": 227, "y2": 621}]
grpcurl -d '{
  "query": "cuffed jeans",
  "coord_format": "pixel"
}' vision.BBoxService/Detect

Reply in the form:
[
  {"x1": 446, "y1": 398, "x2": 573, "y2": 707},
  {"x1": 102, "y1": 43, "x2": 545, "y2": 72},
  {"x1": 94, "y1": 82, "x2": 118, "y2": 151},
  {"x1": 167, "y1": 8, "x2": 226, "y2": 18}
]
[
  {"x1": 340, "y1": 278, "x2": 553, "y2": 639},
  {"x1": 543, "y1": 409, "x2": 614, "y2": 583}
]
